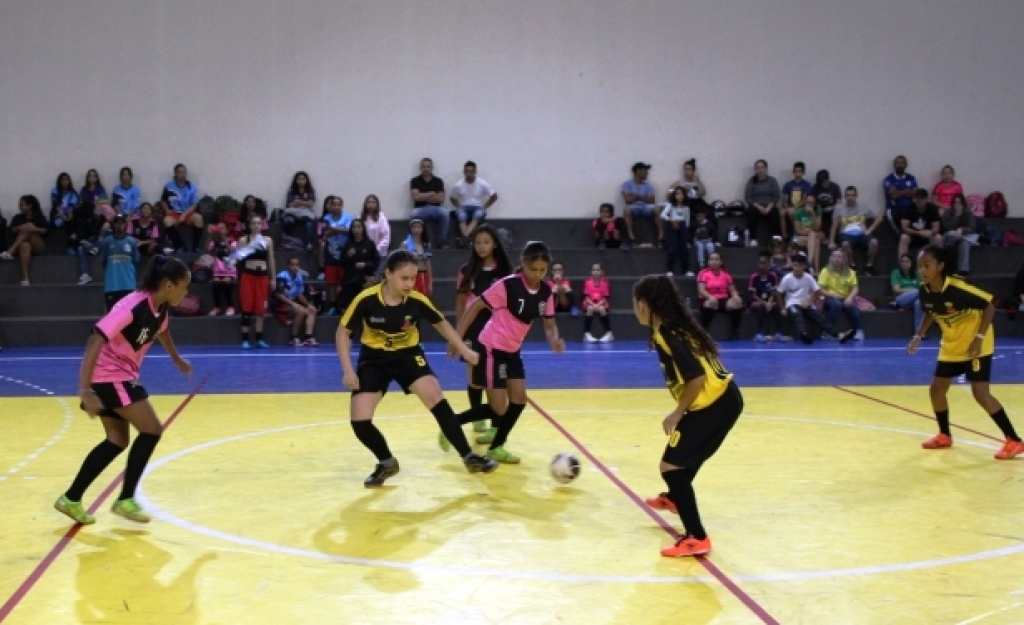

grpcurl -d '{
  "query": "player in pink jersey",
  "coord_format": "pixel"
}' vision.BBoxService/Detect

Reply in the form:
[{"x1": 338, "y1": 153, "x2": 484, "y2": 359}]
[
  {"x1": 54, "y1": 256, "x2": 193, "y2": 526},
  {"x1": 444, "y1": 241, "x2": 565, "y2": 463}
]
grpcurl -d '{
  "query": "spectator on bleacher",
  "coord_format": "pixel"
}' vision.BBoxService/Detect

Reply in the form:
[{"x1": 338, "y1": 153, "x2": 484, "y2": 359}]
[
  {"x1": 890, "y1": 253, "x2": 923, "y2": 332},
  {"x1": 403, "y1": 218, "x2": 433, "y2": 296},
  {"x1": 1, "y1": 195, "x2": 48, "y2": 285},
  {"x1": 320, "y1": 195, "x2": 352, "y2": 311},
  {"x1": 151, "y1": 201, "x2": 183, "y2": 253},
  {"x1": 940, "y1": 193, "x2": 978, "y2": 276},
  {"x1": 770, "y1": 239, "x2": 791, "y2": 276},
  {"x1": 792, "y1": 193, "x2": 822, "y2": 270},
  {"x1": 275, "y1": 256, "x2": 318, "y2": 346},
  {"x1": 98, "y1": 215, "x2": 139, "y2": 311},
  {"x1": 691, "y1": 209, "x2": 716, "y2": 269},
  {"x1": 744, "y1": 159, "x2": 781, "y2": 246},
  {"x1": 621, "y1": 162, "x2": 661, "y2": 249},
  {"x1": 779, "y1": 253, "x2": 854, "y2": 344},
  {"x1": 238, "y1": 195, "x2": 270, "y2": 241},
  {"x1": 582, "y1": 262, "x2": 613, "y2": 342},
  {"x1": 669, "y1": 158, "x2": 714, "y2": 226},
  {"x1": 786, "y1": 241, "x2": 806, "y2": 276},
  {"x1": 593, "y1": 202, "x2": 626, "y2": 251},
  {"x1": 749, "y1": 250, "x2": 784, "y2": 342},
  {"x1": 335, "y1": 219, "x2": 380, "y2": 314},
  {"x1": 830, "y1": 186, "x2": 880, "y2": 275},
  {"x1": 129, "y1": 203, "x2": 160, "y2": 256},
  {"x1": 361, "y1": 194, "x2": 390, "y2": 258},
  {"x1": 661, "y1": 187, "x2": 692, "y2": 277},
  {"x1": 410, "y1": 157, "x2": 448, "y2": 248},
  {"x1": 818, "y1": 249, "x2": 864, "y2": 340},
  {"x1": 898, "y1": 189, "x2": 943, "y2": 263},
  {"x1": 781, "y1": 162, "x2": 812, "y2": 240},
  {"x1": 548, "y1": 261, "x2": 577, "y2": 315},
  {"x1": 811, "y1": 169, "x2": 842, "y2": 240},
  {"x1": 931, "y1": 165, "x2": 963, "y2": 210},
  {"x1": 697, "y1": 251, "x2": 744, "y2": 339},
  {"x1": 50, "y1": 172, "x2": 80, "y2": 254},
  {"x1": 282, "y1": 171, "x2": 317, "y2": 253},
  {"x1": 884, "y1": 155, "x2": 917, "y2": 232},
  {"x1": 161, "y1": 163, "x2": 203, "y2": 252},
  {"x1": 206, "y1": 224, "x2": 236, "y2": 316},
  {"x1": 111, "y1": 167, "x2": 142, "y2": 218},
  {"x1": 80, "y1": 169, "x2": 114, "y2": 233},
  {"x1": 450, "y1": 161, "x2": 497, "y2": 249},
  {"x1": 237, "y1": 214, "x2": 275, "y2": 349}
]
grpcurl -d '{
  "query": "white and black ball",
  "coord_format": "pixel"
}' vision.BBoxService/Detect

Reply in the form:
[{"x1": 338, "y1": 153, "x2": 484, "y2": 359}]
[{"x1": 550, "y1": 452, "x2": 581, "y2": 484}]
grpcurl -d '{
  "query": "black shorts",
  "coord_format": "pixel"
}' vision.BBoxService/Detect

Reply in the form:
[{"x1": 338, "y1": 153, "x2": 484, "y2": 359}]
[
  {"x1": 84, "y1": 381, "x2": 150, "y2": 419},
  {"x1": 471, "y1": 346, "x2": 525, "y2": 389},
  {"x1": 662, "y1": 382, "x2": 743, "y2": 468},
  {"x1": 934, "y1": 356, "x2": 992, "y2": 382},
  {"x1": 355, "y1": 346, "x2": 434, "y2": 395}
]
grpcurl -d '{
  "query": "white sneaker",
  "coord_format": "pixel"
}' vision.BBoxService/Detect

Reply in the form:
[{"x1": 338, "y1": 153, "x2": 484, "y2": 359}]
[
  {"x1": 666, "y1": 271, "x2": 674, "y2": 277},
  {"x1": 599, "y1": 332, "x2": 614, "y2": 343},
  {"x1": 685, "y1": 271, "x2": 695, "y2": 277},
  {"x1": 584, "y1": 333, "x2": 597, "y2": 343},
  {"x1": 748, "y1": 239, "x2": 758, "y2": 247},
  {"x1": 854, "y1": 330, "x2": 865, "y2": 341},
  {"x1": 78, "y1": 274, "x2": 92, "y2": 285}
]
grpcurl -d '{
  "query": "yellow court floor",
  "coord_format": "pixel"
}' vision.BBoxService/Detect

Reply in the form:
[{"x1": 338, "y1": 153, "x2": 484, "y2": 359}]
[{"x1": 2, "y1": 387, "x2": 1024, "y2": 624}]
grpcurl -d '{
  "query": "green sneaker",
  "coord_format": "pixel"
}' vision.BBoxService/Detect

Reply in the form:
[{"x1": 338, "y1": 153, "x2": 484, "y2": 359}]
[
  {"x1": 111, "y1": 498, "x2": 151, "y2": 523},
  {"x1": 472, "y1": 420, "x2": 489, "y2": 433},
  {"x1": 476, "y1": 427, "x2": 497, "y2": 444},
  {"x1": 486, "y1": 446, "x2": 521, "y2": 464},
  {"x1": 438, "y1": 431, "x2": 452, "y2": 453},
  {"x1": 54, "y1": 495, "x2": 95, "y2": 525}
]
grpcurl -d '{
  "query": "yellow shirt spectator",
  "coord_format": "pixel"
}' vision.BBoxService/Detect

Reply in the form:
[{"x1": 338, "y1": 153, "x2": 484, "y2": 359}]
[{"x1": 818, "y1": 266, "x2": 858, "y2": 299}]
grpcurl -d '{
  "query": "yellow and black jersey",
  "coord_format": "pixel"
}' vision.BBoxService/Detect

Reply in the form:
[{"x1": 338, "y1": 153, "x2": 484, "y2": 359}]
[
  {"x1": 920, "y1": 276, "x2": 994, "y2": 361},
  {"x1": 652, "y1": 322, "x2": 733, "y2": 411},
  {"x1": 341, "y1": 283, "x2": 444, "y2": 351}
]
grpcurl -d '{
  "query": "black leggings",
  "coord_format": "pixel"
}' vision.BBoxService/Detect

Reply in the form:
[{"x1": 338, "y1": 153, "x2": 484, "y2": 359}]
[{"x1": 212, "y1": 281, "x2": 235, "y2": 309}]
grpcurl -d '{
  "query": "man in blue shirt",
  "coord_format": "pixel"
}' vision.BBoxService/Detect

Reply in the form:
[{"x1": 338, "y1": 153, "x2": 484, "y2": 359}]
[
  {"x1": 100, "y1": 215, "x2": 140, "y2": 310},
  {"x1": 621, "y1": 162, "x2": 662, "y2": 250},
  {"x1": 883, "y1": 155, "x2": 917, "y2": 232}
]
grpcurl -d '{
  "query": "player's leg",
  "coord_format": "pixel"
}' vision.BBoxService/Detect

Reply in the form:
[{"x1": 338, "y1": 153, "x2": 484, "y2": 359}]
[
  {"x1": 923, "y1": 367, "x2": 955, "y2": 449},
  {"x1": 108, "y1": 397, "x2": 165, "y2": 522},
  {"x1": 487, "y1": 375, "x2": 526, "y2": 464},
  {"x1": 56, "y1": 413, "x2": 130, "y2": 525},
  {"x1": 350, "y1": 387, "x2": 398, "y2": 487},
  {"x1": 967, "y1": 359, "x2": 1024, "y2": 459}
]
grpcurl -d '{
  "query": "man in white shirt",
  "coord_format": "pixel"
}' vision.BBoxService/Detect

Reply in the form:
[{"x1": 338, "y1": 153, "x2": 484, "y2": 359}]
[
  {"x1": 778, "y1": 253, "x2": 855, "y2": 344},
  {"x1": 450, "y1": 161, "x2": 498, "y2": 247}
]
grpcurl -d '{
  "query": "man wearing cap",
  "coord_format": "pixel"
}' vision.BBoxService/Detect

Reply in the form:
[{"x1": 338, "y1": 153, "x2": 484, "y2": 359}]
[
  {"x1": 621, "y1": 162, "x2": 662, "y2": 250},
  {"x1": 99, "y1": 214, "x2": 140, "y2": 310}
]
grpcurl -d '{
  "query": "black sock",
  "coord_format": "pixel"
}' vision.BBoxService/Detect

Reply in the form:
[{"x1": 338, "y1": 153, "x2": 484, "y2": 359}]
[
  {"x1": 584, "y1": 316, "x2": 594, "y2": 333},
  {"x1": 255, "y1": 332, "x2": 264, "y2": 342},
  {"x1": 490, "y1": 402, "x2": 526, "y2": 450},
  {"x1": 663, "y1": 468, "x2": 707, "y2": 540},
  {"x1": 989, "y1": 407, "x2": 1021, "y2": 441},
  {"x1": 599, "y1": 315, "x2": 611, "y2": 332},
  {"x1": 467, "y1": 386, "x2": 484, "y2": 409},
  {"x1": 66, "y1": 440, "x2": 125, "y2": 502},
  {"x1": 456, "y1": 403, "x2": 496, "y2": 425},
  {"x1": 351, "y1": 420, "x2": 392, "y2": 461},
  {"x1": 119, "y1": 433, "x2": 161, "y2": 500},
  {"x1": 191, "y1": 226, "x2": 204, "y2": 251},
  {"x1": 430, "y1": 399, "x2": 473, "y2": 457},
  {"x1": 935, "y1": 409, "x2": 951, "y2": 436}
]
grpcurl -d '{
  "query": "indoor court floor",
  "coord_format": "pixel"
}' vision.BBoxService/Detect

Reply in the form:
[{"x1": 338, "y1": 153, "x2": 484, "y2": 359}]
[{"x1": 2, "y1": 340, "x2": 1024, "y2": 624}]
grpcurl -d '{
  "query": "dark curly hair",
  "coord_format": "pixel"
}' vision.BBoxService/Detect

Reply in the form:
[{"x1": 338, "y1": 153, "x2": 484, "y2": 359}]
[{"x1": 633, "y1": 274, "x2": 718, "y2": 359}]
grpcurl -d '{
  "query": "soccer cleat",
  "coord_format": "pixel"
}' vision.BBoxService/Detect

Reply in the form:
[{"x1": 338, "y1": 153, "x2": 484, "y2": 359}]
[
  {"x1": 438, "y1": 432, "x2": 451, "y2": 452},
  {"x1": 921, "y1": 433, "x2": 953, "y2": 449},
  {"x1": 995, "y1": 439, "x2": 1024, "y2": 460},
  {"x1": 111, "y1": 498, "x2": 151, "y2": 523},
  {"x1": 645, "y1": 492, "x2": 677, "y2": 514},
  {"x1": 472, "y1": 420, "x2": 489, "y2": 433},
  {"x1": 364, "y1": 460, "x2": 400, "y2": 488},
  {"x1": 463, "y1": 453, "x2": 500, "y2": 474},
  {"x1": 476, "y1": 427, "x2": 497, "y2": 444},
  {"x1": 54, "y1": 495, "x2": 95, "y2": 525},
  {"x1": 486, "y1": 446, "x2": 521, "y2": 464},
  {"x1": 661, "y1": 534, "x2": 712, "y2": 557}
]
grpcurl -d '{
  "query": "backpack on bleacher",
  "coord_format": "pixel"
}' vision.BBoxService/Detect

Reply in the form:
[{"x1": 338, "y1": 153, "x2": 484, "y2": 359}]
[
  {"x1": 966, "y1": 193, "x2": 986, "y2": 218},
  {"x1": 985, "y1": 192, "x2": 1008, "y2": 218}
]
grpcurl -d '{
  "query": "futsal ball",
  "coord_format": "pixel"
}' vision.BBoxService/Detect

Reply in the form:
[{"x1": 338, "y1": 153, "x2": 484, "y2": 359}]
[{"x1": 550, "y1": 452, "x2": 581, "y2": 484}]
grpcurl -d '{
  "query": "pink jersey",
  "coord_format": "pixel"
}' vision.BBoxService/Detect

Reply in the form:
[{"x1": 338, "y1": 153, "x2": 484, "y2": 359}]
[
  {"x1": 93, "y1": 291, "x2": 169, "y2": 383},
  {"x1": 583, "y1": 278, "x2": 609, "y2": 303},
  {"x1": 932, "y1": 180, "x2": 963, "y2": 208},
  {"x1": 698, "y1": 268, "x2": 734, "y2": 300},
  {"x1": 478, "y1": 274, "x2": 555, "y2": 353}
]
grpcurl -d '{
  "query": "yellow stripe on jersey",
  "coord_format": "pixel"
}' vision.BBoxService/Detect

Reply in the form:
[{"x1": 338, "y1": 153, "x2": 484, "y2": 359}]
[
  {"x1": 652, "y1": 323, "x2": 733, "y2": 411},
  {"x1": 341, "y1": 283, "x2": 444, "y2": 351},
  {"x1": 921, "y1": 276, "x2": 994, "y2": 361}
]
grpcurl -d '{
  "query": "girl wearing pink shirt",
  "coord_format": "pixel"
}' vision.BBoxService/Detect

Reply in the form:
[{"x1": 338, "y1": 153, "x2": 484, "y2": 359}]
[
  {"x1": 583, "y1": 262, "x2": 613, "y2": 342},
  {"x1": 931, "y1": 165, "x2": 963, "y2": 210},
  {"x1": 696, "y1": 252, "x2": 745, "y2": 339},
  {"x1": 54, "y1": 256, "x2": 193, "y2": 526}
]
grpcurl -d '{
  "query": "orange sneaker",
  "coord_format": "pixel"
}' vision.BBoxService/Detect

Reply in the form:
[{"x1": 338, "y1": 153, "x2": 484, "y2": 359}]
[
  {"x1": 661, "y1": 534, "x2": 712, "y2": 558},
  {"x1": 921, "y1": 433, "x2": 953, "y2": 449},
  {"x1": 995, "y1": 439, "x2": 1024, "y2": 460},
  {"x1": 645, "y1": 492, "x2": 677, "y2": 514}
]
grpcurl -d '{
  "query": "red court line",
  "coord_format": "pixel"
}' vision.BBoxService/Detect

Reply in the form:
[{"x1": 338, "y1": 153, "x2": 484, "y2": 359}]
[
  {"x1": 832, "y1": 386, "x2": 1004, "y2": 443},
  {"x1": 527, "y1": 397, "x2": 780, "y2": 625},
  {"x1": 0, "y1": 375, "x2": 209, "y2": 623}
]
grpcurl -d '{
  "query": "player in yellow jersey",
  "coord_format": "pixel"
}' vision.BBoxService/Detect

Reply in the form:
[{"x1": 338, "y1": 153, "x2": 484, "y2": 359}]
[
  {"x1": 337, "y1": 250, "x2": 499, "y2": 487},
  {"x1": 908, "y1": 244, "x2": 1023, "y2": 459},
  {"x1": 632, "y1": 274, "x2": 744, "y2": 557}
]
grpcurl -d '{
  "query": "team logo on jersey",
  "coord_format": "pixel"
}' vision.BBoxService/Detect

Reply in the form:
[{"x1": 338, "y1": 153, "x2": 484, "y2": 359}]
[
  {"x1": 401, "y1": 316, "x2": 414, "y2": 331},
  {"x1": 538, "y1": 302, "x2": 546, "y2": 315},
  {"x1": 369, "y1": 317, "x2": 385, "y2": 323},
  {"x1": 498, "y1": 364, "x2": 507, "y2": 380},
  {"x1": 137, "y1": 327, "x2": 150, "y2": 346}
]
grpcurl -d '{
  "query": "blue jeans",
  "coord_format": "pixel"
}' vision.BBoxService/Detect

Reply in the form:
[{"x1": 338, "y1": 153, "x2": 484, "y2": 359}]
[
  {"x1": 694, "y1": 240, "x2": 715, "y2": 266},
  {"x1": 456, "y1": 205, "x2": 486, "y2": 223},
  {"x1": 665, "y1": 223, "x2": 690, "y2": 273},
  {"x1": 824, "y1": 297, "x2": 862, "y2": 331},
  {"x1": 412, "y1": 204, "x2": 449, "y2": 243},
  {"x1": 894, "y1": 290, "x2": 923, "y2": 330}
]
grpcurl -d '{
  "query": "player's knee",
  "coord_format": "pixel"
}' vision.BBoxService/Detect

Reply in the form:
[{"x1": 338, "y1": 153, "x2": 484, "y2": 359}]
[{"x1": 107, "y1": 433, "x2": 129, "y2": 449}]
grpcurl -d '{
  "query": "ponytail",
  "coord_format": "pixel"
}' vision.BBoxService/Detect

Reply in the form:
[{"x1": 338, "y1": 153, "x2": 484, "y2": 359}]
[{"x1": 141, "y1": 255, "x2": 190, "y2": 292}]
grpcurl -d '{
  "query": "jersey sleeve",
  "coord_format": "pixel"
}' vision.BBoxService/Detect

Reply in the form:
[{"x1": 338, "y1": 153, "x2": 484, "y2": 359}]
[
  {"x1": 660, "y1": 328, "x2": 705, "y2": 381},
  {"x1": 341, "y1": 291, "x2": 369, "y2": 332},
  {"x1": 543, "y1": 292, "x2": 556, "y2": 317},
  {"x1": 951, "y1": 282, "x2": 994, "y2": 310},
  {"x1": 411, "y1": 291, "x2": 445, "y2": 325},
  {"x1": 481, "y1": 278, "x2": 508, "y2": 310},
  {"x1": 94, "y1": 301, "x2": 136, "y2": 340}
]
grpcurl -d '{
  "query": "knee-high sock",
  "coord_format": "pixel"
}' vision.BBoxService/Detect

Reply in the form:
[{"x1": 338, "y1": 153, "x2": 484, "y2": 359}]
[
  {"x1": 989, "y1": 407, "x2": 1021, "y2": 441},
  {"x1": 351, "y1": 420, "x2": 392, "y2": 461},
  {"x1": 489, "y1": 402, "x2": 526, "y2": 450},
  {"x1": 66, "y1": 440, "x2": 125, "y2": 502},
  {"x1": 456, "y1": 403, "x2": 497, "y2": 425},
  {"x1": 119, "y1": 433, "x2": 161, "y2": 500},
  {"x1": 935, "y1": 409, "x2": 951, "y2": 436},
  {"x1": 430, "y1": 399, "x2": 473, "y2": 457},
  {"x1": 663, "y1": 467, "x2": 706, "y2": 540},
  {"x1": 467, "y1": 386, "x2": 484, "y2": 409}
]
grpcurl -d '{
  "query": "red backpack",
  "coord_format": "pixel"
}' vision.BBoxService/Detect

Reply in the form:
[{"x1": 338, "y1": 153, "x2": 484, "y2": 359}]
[
  {"x1": 985, "y1": 192, "x2": 1008, "y2": 218},
  {"x1": 966, "y1": 193, "x2": 986, "y2": 218}
]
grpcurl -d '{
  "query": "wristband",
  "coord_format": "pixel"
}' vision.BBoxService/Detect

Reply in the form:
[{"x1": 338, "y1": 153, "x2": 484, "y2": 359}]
[
  {"x1": 912, "y1": 335, "x2": 922, "y2": 341},
  {"x1": 975, "y1": 333, "x2": 985, "y2": 339}
]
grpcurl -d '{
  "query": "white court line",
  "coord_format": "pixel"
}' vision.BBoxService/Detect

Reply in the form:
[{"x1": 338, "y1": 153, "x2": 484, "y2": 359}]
[
  {"x1": 955, "y1": 601, "x2": 1024, "y2": 625},
  {"x1": 135, "y1": 413, "x2": 1019, "y2": 584},
  {"x1": 0, "y1": 376, "x2": 74, "y2": 479}
]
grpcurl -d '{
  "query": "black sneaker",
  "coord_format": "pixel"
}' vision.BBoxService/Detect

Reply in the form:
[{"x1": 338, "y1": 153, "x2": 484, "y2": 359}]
[
  {"x1": 863, "y1": 265, "x2": 878, "y2": 276},
  {"x1": 837, "y1": 329, "x2": 855, "y2": 344},
  {"x1": 800, "y1": 332, "x2": 814, "y2": 345},
  {"x1": 364, "y1": 459, "x2": 400, "y2": 488},
  {"x1": 463, "y1": 453, "x2": 499, "y2": 474}
]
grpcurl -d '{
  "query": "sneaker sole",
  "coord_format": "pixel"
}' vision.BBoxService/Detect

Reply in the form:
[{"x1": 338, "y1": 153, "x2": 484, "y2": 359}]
[
  {"x1": 112, "y1": 509, "x2": 151, "y2": 523},
  {"x1": 54, "y1": 501, "x2": 95, "y2": 525},
  {"x1": 661, "y1": 548, "x2": 711, "y2": 558}
]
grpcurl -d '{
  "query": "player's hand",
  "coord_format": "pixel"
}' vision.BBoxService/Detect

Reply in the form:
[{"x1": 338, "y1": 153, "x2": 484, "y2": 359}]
[
  {"x1": 967, "y1": 337, "x2": 982, "y2": 359},
  {"x1": 343, "y1": 371, "x2": 359, "y2": 390},
  {"x1": 446, "y1": 342, "x2": 460, "y2": 359},
  {"x1": 174, "y1": 357, "x2": 193, "y2": 377},
  {"x1": 663, "y1": 411, "x2": 683, "y2": 436},
  {"x1": 79, "y1": 391, "x2": 104, "y2": 419},
  {"x1": 907, "y1": 336, "x2": 921, "y2": 355},
  {"x1": 550, "y1": 338, "x2": 566, "y2": 353},
  {"x1": 462, "y1": 349, "x2": 480, "y2": 366}
]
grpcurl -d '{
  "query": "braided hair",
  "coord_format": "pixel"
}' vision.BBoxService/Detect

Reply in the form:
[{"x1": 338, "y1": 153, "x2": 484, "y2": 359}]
[{"x1": 633, "y1": 274, "x2": 719, "y2": 359}]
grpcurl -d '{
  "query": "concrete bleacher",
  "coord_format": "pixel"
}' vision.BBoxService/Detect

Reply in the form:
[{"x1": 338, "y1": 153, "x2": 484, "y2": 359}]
[{"x1": 1, "y1": 216, "x2": 1022, "y2": 347}]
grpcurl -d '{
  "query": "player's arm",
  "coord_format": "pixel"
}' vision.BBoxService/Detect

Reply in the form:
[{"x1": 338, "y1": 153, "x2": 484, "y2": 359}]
[
  {"x1": 78, "y1": 333, "x2": 106, "y2": 416},
  {"x1": 433, "y1": 318, "x2": 477, "y2": 363},
  {"x1": 156, "y1": 331, "x2": 191, "y2": 376},
  {"x1": 543, "y1": 316, "x2": 565, "y2": 353},
  {"x1": 969, "y1": 302, "x2": 996, "y2": 357},
  {"x1": 454, "y1": 290, "x2": 468, "y2": 323},
  {"x1": 335, "y1": 325, "x2": 358, "y2": 389},
  {"x1": 266, "y1": 237, "x2": 276, "y2": 280},
  {"x1": 456, "y1": 297, "x2": 488, "y2": 339}
]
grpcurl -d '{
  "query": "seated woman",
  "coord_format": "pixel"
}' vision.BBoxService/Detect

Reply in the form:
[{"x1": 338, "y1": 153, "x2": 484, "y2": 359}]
[
  {"x1": 940, "y1": 193, "x2": 978, "y2": 276},
  {"x1": 275, "y1": 256, "x2": 318, "y2": 346},
  {"x1": 50, "y1": 172, "x2": 80, "y2": 254},
  {"x1": 931, "y1": 165, "x2": 963, "y2": 210},
  {"x1": 696, "y1": 252, "x2": 745, "y2": 339},
  {"x1": 80, "y1": 168, "x2": 114, "y2": 232},
  {"x1": 161, "y1": 163, "x2": 203, "y2": 252},
  {"x1": 592, "y1": 202, "x2": 626, "y2": 250},
  {"x1": 818, "y1": 249, "x2": 864, "y2": 340},
  {"x1": 235, "y1": 195, "x2": 270, "y2": 243},
  {"x1": 0, "y1": 195, "x2": 49, "y2": 285},
  {"x1": 361, "y1": 194, "x2": 390, "y2": 259},
  {"x1": 791, "y1": 194, "x2": 822, "y2": 270},
  {"x1": 282, "y1": 171, "x2": 317, "y2": 252},
  {"x1": 890, "y1": 253, "x2": 923, "y2": 332},
  {"x1": 128, "y1": 203, "x2": 161, "y2": 255}
]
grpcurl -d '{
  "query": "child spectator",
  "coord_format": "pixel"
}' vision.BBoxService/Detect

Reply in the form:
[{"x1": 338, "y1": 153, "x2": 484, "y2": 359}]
[
  {"x1": 236, "y1": 214, "x2": 275, "y2": 349},
  {"x1": 818, "y1": 249, "x2": 864, "y2": 340},
  {"x1": 661, "y1": 188, "x2": 692, "y2": 277},
  {"x1": 236, "y1": 195, "x2": 270, "y2": 242},
  {"x1": 151, "y1": 201, "x2": 183, "y2": 253},
  {"x1": 593, "y1": 202, "x2": 626, "y2": 251},
  {"x1": 781, "y1": 161, "x2": 812, "y2": 240},
  {"x1": 748, "y1": 250, "x2": 784, "y2": 342},
  {"x1": 129, "y1": 203, "x2": 160, "y2": 256},
  {"x1": 275, "y1": 256, "x2": 318, "y2": 346},
  {"x1": 361, "y1": 194, "x2": 390, "y2": 258},
  {"x1": 1, "y1": 195, "x2": 48, "y2": 286},
  {"x1": 791, "y1": 194, "x2": 822, "y2": 270},
  {"x1": 691, "y1": 210, "x2": 717, "y2": 269},
  {"x1": 890, "y1": 253, "x2": 923, "y2": 332},
  {"x1": 282, "y1": 171, "x2": 317, "y2": 252},
  {"x1": 931, "y1": 165, "x2": 963, "y2": 210},
  {"x1": 696, "y1": 252, "x2": 744, "y2": 339},
  {"x1": 811, "y1": 169, "x2": 842, "y2": 240},
  {"x1": 81, "y1": 169, "x2": 114, "y2": 232},
  {"x1": 50, "y1": 172, "x2": 81, "y2": 254},
  {"x1": 778, "y1": 252, "x2": 855, "y2": 344},
  {"x1": 206, "y1": 224, "x2": 237, "y2": 316},
  {"x1": 582, "y1": 262, "x2": 612, "y2": 342},
  {"x1": 403, "y1": 218, "x2": 432, "y2": 296},
  {"x1": 99, "y1": 215, "x2": 139, "y2": 311},
  {"x1": 548, "y1": 262, "x2": 578, "y2": 315},
  {"x1": 320, "y1": 195, "x2": 352, "y2": 311},
  {"x1": 111, "y1": 167, "x2": 142, "y2": 218},
  {"x1": 769, "y1": 239, "x2": 791, "y2": 276},
  {"x1": 335, "y1": 218, "x2": 380, "y2": 314},
  {"x1": 744, "y1": 159, "x2": 781, "y2": 246},
  {"x1": 940, "y1": 193, "x2": 978, "y2": 276}
]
